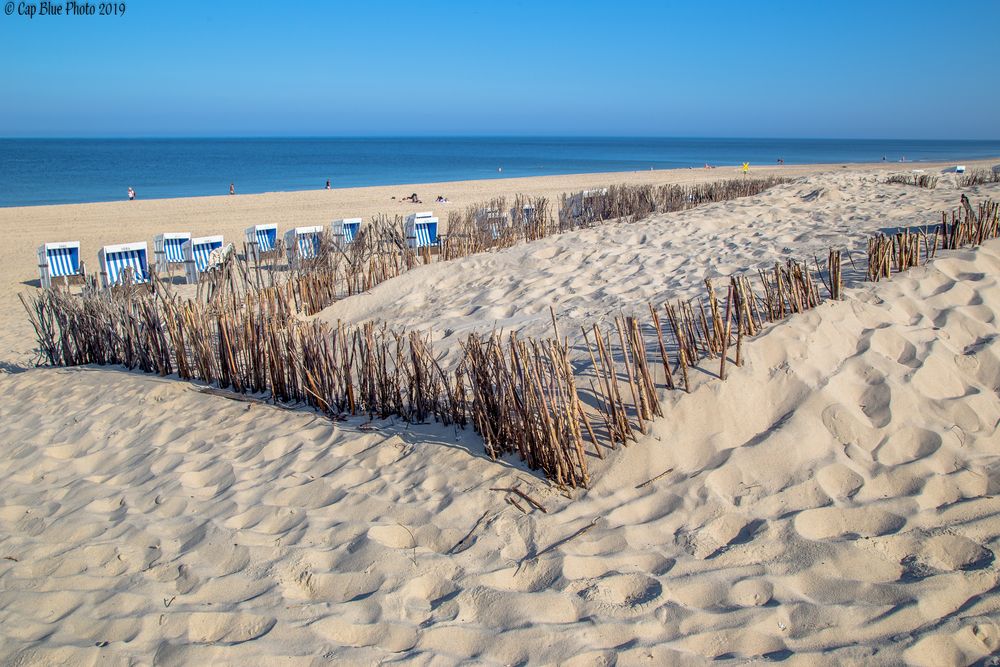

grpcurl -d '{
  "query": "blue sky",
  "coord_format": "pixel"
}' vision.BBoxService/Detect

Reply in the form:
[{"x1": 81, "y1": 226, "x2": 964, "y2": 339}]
[{"x1": 1, "y1": 0, "x2": 998, "y2": 138}]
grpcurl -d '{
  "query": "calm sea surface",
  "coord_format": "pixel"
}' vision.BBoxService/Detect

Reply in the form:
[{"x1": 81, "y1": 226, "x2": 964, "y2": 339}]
[{"x1": 2, "y1": 137, "x2": 999, "y2": 207}]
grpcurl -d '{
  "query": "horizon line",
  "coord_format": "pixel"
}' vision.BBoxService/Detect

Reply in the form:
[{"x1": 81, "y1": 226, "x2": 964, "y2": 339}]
[{"x1": 3, "y1": 135, "x2": 1000, "y2": 142}]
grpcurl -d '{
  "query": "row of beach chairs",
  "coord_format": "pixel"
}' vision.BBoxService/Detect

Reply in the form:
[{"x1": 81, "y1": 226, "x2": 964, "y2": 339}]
[{"x1": 38, "y1": 212, "x2": 442, "y2": 289}]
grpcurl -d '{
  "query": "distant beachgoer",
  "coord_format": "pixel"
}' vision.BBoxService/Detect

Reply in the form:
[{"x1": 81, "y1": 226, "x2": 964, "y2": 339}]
[
  {"x1": 742, "y1": 162, "x2": 750, "y2": 175},
  {"x1": 127, "y1": 186, "x2": 135, "y2": 201},
  {"x1": 325, "y1": 179, "x2": 331, "y2": 190},
  {"x1": 882, "y1": 155, "x2": 887, "y2": 161}
]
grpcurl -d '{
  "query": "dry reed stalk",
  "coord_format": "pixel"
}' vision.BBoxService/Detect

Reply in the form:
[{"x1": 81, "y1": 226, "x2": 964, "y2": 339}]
[
  {"x1": 663, "y1": 303, "x2": 692, "y2": 392},
  {"x1": 647, "y1": 303, "x2": 675, "y2": 390},
  {"x1": 719, "y1": 282, "x2": 733, "y2": 381}
]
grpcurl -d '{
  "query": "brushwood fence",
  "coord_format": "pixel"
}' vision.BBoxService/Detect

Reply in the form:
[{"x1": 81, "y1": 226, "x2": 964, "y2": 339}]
[
  {"x1": 21, "y1": 252, "x2": 840, "y2": 488},
  {"x1": 201, "y1": 176, "x2": 793, "y2": 318},
  {"x1": 22, "y1": 183, "x2": 995, "y2": 489}
]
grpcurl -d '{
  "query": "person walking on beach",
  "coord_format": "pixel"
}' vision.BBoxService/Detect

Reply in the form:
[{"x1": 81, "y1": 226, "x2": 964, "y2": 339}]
[
  {"x1": 127, "y1": 186, "x2": 135, "y2": 201},
  {"x1": 325, "y1": 179, "x2": 331, "y2": 190},
  {"x1": 229, "y1": 182, "x2": 235, "y2": 196}
]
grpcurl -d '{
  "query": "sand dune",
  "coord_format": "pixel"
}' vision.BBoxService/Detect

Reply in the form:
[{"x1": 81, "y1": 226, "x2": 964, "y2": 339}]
[{"x1": 1, "y1": 164, "x2": 999, "y2": 664}]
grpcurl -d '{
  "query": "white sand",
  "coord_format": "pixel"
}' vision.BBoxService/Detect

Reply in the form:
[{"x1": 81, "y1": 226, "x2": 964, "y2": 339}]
[{"x1": 1, "y1": 161, "x2": 1000, "y2": 664}]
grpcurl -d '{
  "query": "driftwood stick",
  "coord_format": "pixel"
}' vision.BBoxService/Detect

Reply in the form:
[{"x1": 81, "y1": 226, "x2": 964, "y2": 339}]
[
  {"x1": 447, "y1": 509, "x2": 491, "y2": 554},
  {"x1": 490, "y1": 487, "x2": 548, "y2": 513},
  {"x1": 530, "y1": 518, "x2": 599, "y2": 561},
  {"x1": 635, "y1": 467, "x2": 674, "y2": 489}
]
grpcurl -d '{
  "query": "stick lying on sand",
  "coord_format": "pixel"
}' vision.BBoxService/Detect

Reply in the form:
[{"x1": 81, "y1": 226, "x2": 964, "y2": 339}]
[
  {"x1": 635, "y1": 467, "x2": 673, "y2": 489},
  {"x1": 490, "y1": 487, "x2": 547, "y2": 513},
  {"x1": 529, "y1": 518, "x2": 599, "y2": 562},
  {"x1": 447, "y1": 510, "x2": 492, "y2": 554},
  {"x1": 197, "y1": 386, "x2": 295, "y2": 410}
]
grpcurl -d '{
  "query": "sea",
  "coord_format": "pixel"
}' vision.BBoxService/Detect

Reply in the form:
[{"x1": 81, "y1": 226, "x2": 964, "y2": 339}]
[{"x1": 2, "y1": 137, "x2": 999, "y2": 208}]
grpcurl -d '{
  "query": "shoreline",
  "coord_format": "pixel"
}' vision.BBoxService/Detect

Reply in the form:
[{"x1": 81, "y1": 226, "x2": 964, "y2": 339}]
[{"x1": 3, "y1": 155, "x2": 998, "y2": 213}]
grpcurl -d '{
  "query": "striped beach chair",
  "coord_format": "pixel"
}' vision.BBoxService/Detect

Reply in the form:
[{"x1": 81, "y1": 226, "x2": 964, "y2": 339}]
[
  {"x1": 561, "y1": 188, "x2": 608, "y2": 226},
  {"x1": 284, "y1": 226, "x2": 325, "y2": 267},
  {"x1": 405, "y1": 212, "x2": 439, "y2": 249},
  {"x1": 475, "y1": 208, "x2": 508, "y2": 239},
  {"x1": 245, "y1": 224, "x2": 279, "y2": 262},
  {"x1": 154, "y1": 232, "x2": 192, "y2": 274},
  {"x1": 98, "y1": 242, "x2": 150, "y2": 288},
  {"x1": 183, "y1": 235, "x2": 225, "y2": 283},
  {"x1": 37, "y1": 241, "x2": 82, "y2": 289},
  {"x1": 331, "y1": 218, "x2": 362, "y2": 247},
  {"x1": 511, "y1": 204, "x2": 536, "y2": 225}
]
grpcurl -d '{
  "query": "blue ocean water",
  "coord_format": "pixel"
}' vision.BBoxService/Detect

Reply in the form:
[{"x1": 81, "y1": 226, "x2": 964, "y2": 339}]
[{"x1": 1, "y1": 137, "x2": 999, "y2": 208}]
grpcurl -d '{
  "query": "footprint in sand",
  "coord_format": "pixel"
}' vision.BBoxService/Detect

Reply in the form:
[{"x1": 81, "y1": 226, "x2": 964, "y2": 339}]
[
  {"x1": 531, "y1": 246, "x2": 561, "y2": 261},
  {"x1": 729, "y1": 578, "x2": 774, "y2": 607},
  {"x1": 875, "y1": 426, "x2": 942, "y2": 466},
  {"x1": 794, "y1": 506, "x2": 905, "y2": 541},
  {"x1": 186, "y1": 612, "x2": 275, "y2": 644},
  {"x1": 367, "y1": 524, "x2": 416, "y2": 550},
  {"x1": 816, "y1": 463, "x2": 864, "y2": 500},
  {"x1": 858, "y1": 376, "x2": 892, "y2": 429},
  {"x1": 918, "y1": 534, "x2": 993, "y2": 572},
  {"x1": 821, "y1": 403, "x2": 878, "y2": 451},
  {"x1": 579, "y1": 572, "x2": 663, "y2": 615}
]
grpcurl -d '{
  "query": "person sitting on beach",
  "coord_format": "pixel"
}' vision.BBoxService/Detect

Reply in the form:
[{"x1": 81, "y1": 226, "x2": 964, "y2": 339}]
[
  {"x1": 435, "y1": 195, "x2": 449, "y2": 203},
  {"x1": 127, "y1": 186, "x2": 135, "y2": 201}
]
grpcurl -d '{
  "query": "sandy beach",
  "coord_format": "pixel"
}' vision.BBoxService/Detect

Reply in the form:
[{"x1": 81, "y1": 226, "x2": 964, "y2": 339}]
[{"x1": 2, "y1": 159, "x2": 1000, "y2": 665}]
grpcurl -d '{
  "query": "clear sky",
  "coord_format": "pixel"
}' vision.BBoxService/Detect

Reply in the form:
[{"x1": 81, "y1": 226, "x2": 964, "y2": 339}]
[{"x1": 1, "y1": 0, "x2": 998, "y2": 138}]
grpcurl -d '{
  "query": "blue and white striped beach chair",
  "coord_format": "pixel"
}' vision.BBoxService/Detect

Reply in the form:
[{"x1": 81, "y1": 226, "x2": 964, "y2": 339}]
[
  {"x1": 475, "y1": 208, "x2": 507, "y2": 240},
  {"x1": 331, "y1": 218, "x2": 363, "y2": 247},
  {"x1": 154, "y1": 232, "x2": 191, "y2": 274},
  {"x1": 562, "y1": 188, "x2": 609, "y2": 226},
  {"x1": 405, "y1": 212, "x2": 439, "y2": 249},
  {"x1": 511, "y1": 204, "x2": 536, "y2": 225},
  {"x1": 98, "y1": 242, "x2": 150, "y2": 288},
  {"x1": 183, "y1": 235, "x2": 225, "y2": 283},
  {"x1": 245, "y1": 224, "x2": 279, "y2": 262},
  {"x1": 284, "y1": 226, "x2": 325, "y2": 267},
  {"x1": 37, "y1": 241, "x2": 82, "y2": 289}
]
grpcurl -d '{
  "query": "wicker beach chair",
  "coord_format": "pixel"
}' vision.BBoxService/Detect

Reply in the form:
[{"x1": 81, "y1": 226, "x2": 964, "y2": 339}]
[
  {"x1": 244, "y1": 224, "x2": 279, "y2": 262},
  {"x1": 183, "y1": 235, "x2": 225, "y2": 283},
  {"x1": 405, "y1": 212, "x2": 439, "y2": 248},
  {"x1": 284, "y1": 225, "x2": 325, "y2": 267},
  {"x1": 154, "y1": 232, "x2": 192, "y2": 274},
  {"x1": 331, "y1": 218, "x2": 363, "y2": 247},
  {"x1": 37, "y1": 241, "x2": 83, "y2": 289},
  {"x1": 98, "y1": 241, "x2": 150, "y2": 288}
]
